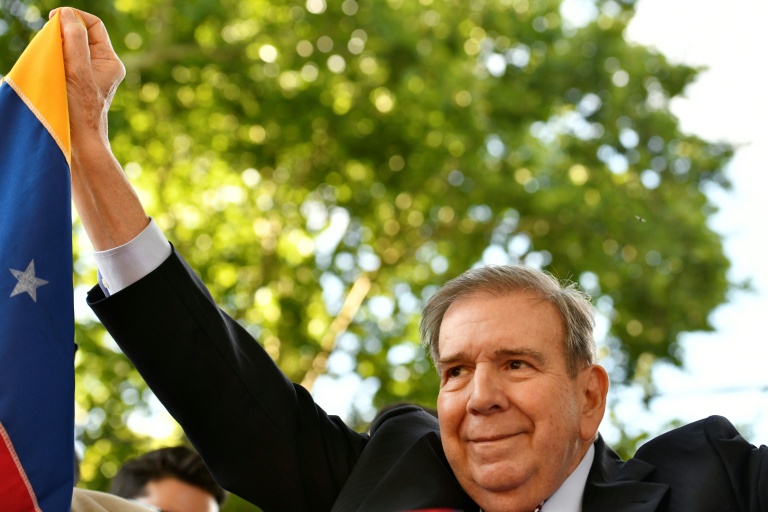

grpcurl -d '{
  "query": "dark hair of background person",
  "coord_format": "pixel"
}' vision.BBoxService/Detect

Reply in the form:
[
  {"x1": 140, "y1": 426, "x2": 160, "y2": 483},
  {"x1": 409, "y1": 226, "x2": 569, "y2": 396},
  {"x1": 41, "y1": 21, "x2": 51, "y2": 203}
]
[{"x1": 109, "y1": 446, "x2": 226, "y2": 505}]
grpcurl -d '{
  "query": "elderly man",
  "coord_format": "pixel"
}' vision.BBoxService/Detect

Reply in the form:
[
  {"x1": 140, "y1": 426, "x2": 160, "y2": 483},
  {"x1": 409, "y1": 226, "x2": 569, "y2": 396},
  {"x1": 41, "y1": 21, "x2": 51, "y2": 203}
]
[
  {"x1": 422, "y1": 267, "x2": 607, "y2": 511},
  {"x1": 55, "y1": 7, "x2": 766, "y2": 512}
]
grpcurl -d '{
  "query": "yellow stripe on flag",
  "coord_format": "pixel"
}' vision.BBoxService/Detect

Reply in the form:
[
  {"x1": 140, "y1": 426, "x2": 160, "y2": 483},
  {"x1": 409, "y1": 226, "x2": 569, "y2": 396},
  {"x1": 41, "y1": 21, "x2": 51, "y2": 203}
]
[{"x1": 4, "y1": 10, "x2": 70, "y2": 165}]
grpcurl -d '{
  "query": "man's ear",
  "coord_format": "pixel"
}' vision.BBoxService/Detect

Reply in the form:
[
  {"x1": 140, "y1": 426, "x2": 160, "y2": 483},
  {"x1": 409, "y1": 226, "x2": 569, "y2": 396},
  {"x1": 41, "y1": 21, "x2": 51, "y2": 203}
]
[{"x1": 578, "y1": 364, "x2": 609, "y2": 442}]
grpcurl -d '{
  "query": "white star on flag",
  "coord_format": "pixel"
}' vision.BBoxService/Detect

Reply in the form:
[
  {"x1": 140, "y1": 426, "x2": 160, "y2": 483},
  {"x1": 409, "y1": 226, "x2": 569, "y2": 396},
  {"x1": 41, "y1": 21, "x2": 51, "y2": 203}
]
[{"x1": 9, "y1": 259, "x2": 49, "y2": 303}]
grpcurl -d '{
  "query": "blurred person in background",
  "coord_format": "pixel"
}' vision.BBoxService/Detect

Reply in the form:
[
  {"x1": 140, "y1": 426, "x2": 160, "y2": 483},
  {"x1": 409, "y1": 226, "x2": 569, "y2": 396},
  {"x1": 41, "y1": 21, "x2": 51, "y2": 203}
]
[{"x1": 109, "y1": 446, "x2": 226, "y2": 512}]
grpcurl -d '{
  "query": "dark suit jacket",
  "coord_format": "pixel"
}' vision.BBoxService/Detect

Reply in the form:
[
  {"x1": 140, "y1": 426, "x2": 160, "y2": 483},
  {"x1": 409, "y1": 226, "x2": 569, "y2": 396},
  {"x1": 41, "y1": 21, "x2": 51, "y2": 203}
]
[
  {"x1": 87, "y1": 249, "x2": 767, "y2": 512},
  {"x1": 586, "y1": 417, "x2": 767, "y2": 511}
]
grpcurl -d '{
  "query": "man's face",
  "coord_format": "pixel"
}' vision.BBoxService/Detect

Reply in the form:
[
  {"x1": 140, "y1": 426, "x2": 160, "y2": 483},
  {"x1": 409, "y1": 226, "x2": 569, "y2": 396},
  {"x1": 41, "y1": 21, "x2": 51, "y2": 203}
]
[{"x1": 436, "y1": 291, "x2": 597, "y2": 512}]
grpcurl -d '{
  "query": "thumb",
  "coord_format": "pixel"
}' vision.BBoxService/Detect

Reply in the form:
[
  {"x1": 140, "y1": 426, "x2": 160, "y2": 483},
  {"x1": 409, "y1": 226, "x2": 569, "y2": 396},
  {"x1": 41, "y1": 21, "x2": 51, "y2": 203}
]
[
  {"x1": 58, "y1": 8, "x2": 92, "y2": 79},
  {"x1": 51, "y1": 7, "x2": 81, "y2": 25},
  {"x1": 57, "y1": 6, "x2": 105, "y2": 142},
  {"x1": 58, "y1": 7, "x2": 87, "y2": 39}
]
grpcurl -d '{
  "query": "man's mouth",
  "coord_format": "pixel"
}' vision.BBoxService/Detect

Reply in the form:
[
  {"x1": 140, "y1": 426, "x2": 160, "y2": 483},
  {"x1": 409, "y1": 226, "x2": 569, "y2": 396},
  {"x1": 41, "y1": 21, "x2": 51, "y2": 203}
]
[{"x1": 468, "y1": 433, "x2": 517, "y2": 443}]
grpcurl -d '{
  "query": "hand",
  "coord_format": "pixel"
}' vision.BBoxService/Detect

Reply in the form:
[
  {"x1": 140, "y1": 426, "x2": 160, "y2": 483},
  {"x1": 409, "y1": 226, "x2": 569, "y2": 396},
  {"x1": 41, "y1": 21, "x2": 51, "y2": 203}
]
[
  {"x1": 51, "y1": 7, "x2": 149, "y2": 250},
  {"x1": 51, "y1": 7, "x2": 125, "y2": 148}
]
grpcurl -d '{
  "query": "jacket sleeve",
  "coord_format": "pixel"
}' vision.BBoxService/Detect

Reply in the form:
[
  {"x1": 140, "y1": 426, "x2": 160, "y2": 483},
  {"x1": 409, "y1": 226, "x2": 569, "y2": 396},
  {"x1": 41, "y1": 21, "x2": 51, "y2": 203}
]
[{"x1": 87, "y1": 248, "x2": 367, "y2": 512}]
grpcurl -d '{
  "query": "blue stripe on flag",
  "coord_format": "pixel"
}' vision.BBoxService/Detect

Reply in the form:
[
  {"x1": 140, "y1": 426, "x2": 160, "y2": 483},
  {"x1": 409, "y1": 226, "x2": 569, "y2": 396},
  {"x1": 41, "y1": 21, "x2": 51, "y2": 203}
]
[{"x1": 0, "y1": 82, "x2": 74, "y2": 511}]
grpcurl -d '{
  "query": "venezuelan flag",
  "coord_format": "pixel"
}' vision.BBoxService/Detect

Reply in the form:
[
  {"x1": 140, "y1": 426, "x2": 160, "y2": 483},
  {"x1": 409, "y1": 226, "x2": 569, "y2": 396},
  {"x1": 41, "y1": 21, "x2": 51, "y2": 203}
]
[{"x1": 0, "y1": 11, "x2": 74, "y2": 511}]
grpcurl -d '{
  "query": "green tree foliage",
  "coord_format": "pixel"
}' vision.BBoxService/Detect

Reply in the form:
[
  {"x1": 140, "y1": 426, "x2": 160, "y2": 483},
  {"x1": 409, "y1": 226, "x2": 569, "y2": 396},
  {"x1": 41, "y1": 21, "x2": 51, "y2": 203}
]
[{"x1": 2, "y1": 0, "x2": 732, "y2": 505}]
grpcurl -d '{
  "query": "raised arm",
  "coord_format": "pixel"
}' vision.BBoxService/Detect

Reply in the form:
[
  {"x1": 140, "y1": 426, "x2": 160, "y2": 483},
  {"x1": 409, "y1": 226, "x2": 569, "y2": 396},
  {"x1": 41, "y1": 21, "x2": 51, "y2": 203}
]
[
  {"x1": 54, "y1": 7, "x2": 149, "y2": 250},
  {"x1": 58, "y1": 7, "x2": 368, "y2": 509}
]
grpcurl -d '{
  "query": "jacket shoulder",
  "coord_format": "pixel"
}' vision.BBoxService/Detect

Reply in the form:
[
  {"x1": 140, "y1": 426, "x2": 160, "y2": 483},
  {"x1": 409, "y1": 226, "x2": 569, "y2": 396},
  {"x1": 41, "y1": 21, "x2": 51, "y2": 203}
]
[{"x1": 633, "y1": 416, "x2": 767, "y2": 510}]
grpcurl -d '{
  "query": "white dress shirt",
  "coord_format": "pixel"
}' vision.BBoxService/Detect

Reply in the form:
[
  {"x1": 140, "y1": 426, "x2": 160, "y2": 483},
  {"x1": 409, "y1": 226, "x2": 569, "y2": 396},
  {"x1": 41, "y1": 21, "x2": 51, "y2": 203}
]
[
  {"x1": 541, "y1": 443, "x2": 594, "y2": 511},
  {"x1": 94, "y1": 219, "x2": 170, "y2": 296}
]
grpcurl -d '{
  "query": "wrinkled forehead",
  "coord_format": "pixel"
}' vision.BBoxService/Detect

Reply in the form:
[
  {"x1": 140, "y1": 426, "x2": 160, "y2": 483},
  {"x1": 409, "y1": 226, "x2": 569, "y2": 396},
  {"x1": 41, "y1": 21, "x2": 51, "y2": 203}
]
[
  {"x1": 438, "y1": 290, "x2": 567, "y2": 348},
  {"x1": 447, "y1": 287, "x2": 560, "y2": 319}
]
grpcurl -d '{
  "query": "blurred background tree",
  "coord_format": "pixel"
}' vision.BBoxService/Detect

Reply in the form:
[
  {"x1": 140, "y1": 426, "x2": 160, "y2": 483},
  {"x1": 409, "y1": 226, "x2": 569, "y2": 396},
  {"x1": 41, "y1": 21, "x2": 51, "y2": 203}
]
[{"x1": 1, "y1": 0, "x2": 732, "y2": 509}]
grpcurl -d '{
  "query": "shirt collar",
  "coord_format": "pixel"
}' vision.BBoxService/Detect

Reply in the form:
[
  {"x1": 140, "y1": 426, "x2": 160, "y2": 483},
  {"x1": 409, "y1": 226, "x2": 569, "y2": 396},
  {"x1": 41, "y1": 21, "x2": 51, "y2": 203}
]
[{"x1": 540, "y1": 443, "x2": 595, "y2": 511}]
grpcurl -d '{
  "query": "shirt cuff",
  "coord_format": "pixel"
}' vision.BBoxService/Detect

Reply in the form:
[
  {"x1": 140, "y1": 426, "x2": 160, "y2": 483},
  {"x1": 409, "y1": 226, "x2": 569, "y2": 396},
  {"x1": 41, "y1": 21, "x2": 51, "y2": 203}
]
[{"x1": 94, "y1": 218, "x2": 172, "y2": 296}]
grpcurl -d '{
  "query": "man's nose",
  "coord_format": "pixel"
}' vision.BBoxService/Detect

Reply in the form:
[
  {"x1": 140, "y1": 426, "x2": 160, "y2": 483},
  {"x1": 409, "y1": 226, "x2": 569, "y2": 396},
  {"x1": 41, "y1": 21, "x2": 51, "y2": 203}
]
[{"x1": 466, "y1": 365, "x2": 508, "y2": 414}]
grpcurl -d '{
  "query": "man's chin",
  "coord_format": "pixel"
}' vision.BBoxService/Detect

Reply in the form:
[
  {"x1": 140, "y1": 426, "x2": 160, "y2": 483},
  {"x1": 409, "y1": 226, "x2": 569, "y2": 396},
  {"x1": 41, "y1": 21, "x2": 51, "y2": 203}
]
[
  {"x1": 464, "y1": 462, "x2": 530, "y2": 494},
  {"x1": 464, "y1": 481, "x2": 542, "y2": 512}
]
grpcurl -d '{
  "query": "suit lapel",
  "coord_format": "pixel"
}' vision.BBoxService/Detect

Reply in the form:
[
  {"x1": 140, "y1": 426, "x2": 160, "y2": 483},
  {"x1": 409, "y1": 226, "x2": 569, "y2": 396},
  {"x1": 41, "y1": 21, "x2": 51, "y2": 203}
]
[
  {"x1": 583, "y1": 436, "x2": 668, "y2": 512},
  {"x1": 355, "y1": 432, "x2": 477, "y2": 512},
  {"x1": 330, "y1": 407, "x2": 477, "y2": 512}
]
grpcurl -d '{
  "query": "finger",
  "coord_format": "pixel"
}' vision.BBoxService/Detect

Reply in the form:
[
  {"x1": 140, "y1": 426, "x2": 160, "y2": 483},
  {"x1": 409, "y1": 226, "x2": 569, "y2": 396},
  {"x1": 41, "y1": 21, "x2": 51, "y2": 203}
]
[
  {"x1": 58, "y1": 8, "x2": 103, "y2": 114},
  {"x1": 51, "y1": 8, "x2": 115, "y2": 52},
  {"x1": 59, "y1": 7, "x2": 90, "y2": 68},
  {"x1": 51, "y1": 7, "x2": 98, "y2": 30},
  {"x1": 49, "y1": 7, "x2": 85, "y2": 28},
  {"x1": 48, "y1": 7, "x2": 67, "y2": 20},
  {"x1": 71, "y1": 8, "x2": 117, "y2": 54}
]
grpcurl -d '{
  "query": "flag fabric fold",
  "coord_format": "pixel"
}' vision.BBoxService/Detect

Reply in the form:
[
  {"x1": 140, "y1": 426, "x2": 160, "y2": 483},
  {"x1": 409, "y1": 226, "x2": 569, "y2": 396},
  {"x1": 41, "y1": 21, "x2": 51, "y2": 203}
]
[{"x1": 0, "y1": 11, "x2": 75, "y2": 512}]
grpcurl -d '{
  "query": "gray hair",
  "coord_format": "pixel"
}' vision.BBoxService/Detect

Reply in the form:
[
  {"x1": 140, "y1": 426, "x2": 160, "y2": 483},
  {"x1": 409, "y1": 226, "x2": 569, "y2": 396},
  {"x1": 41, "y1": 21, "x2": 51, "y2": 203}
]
[{"x1": 420, "y1": 265, "x2": 596, "y2": 378}]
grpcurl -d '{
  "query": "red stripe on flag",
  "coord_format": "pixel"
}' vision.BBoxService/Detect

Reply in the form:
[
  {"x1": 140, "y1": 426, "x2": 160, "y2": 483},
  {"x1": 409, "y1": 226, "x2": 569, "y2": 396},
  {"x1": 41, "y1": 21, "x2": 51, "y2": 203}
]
[{"x1": 0, "y1": 422, "x2": 41, "y2": 512}]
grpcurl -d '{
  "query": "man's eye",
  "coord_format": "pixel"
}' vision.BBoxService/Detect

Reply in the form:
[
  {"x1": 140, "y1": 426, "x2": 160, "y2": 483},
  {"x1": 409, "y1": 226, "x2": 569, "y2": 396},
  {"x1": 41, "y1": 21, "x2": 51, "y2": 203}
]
[
  {"x1": 509, "y1": 360, "x2": 528, "y2": 370},
  {"x1": 447, "y1": 366, "x2": 463, "y2": 378}
]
